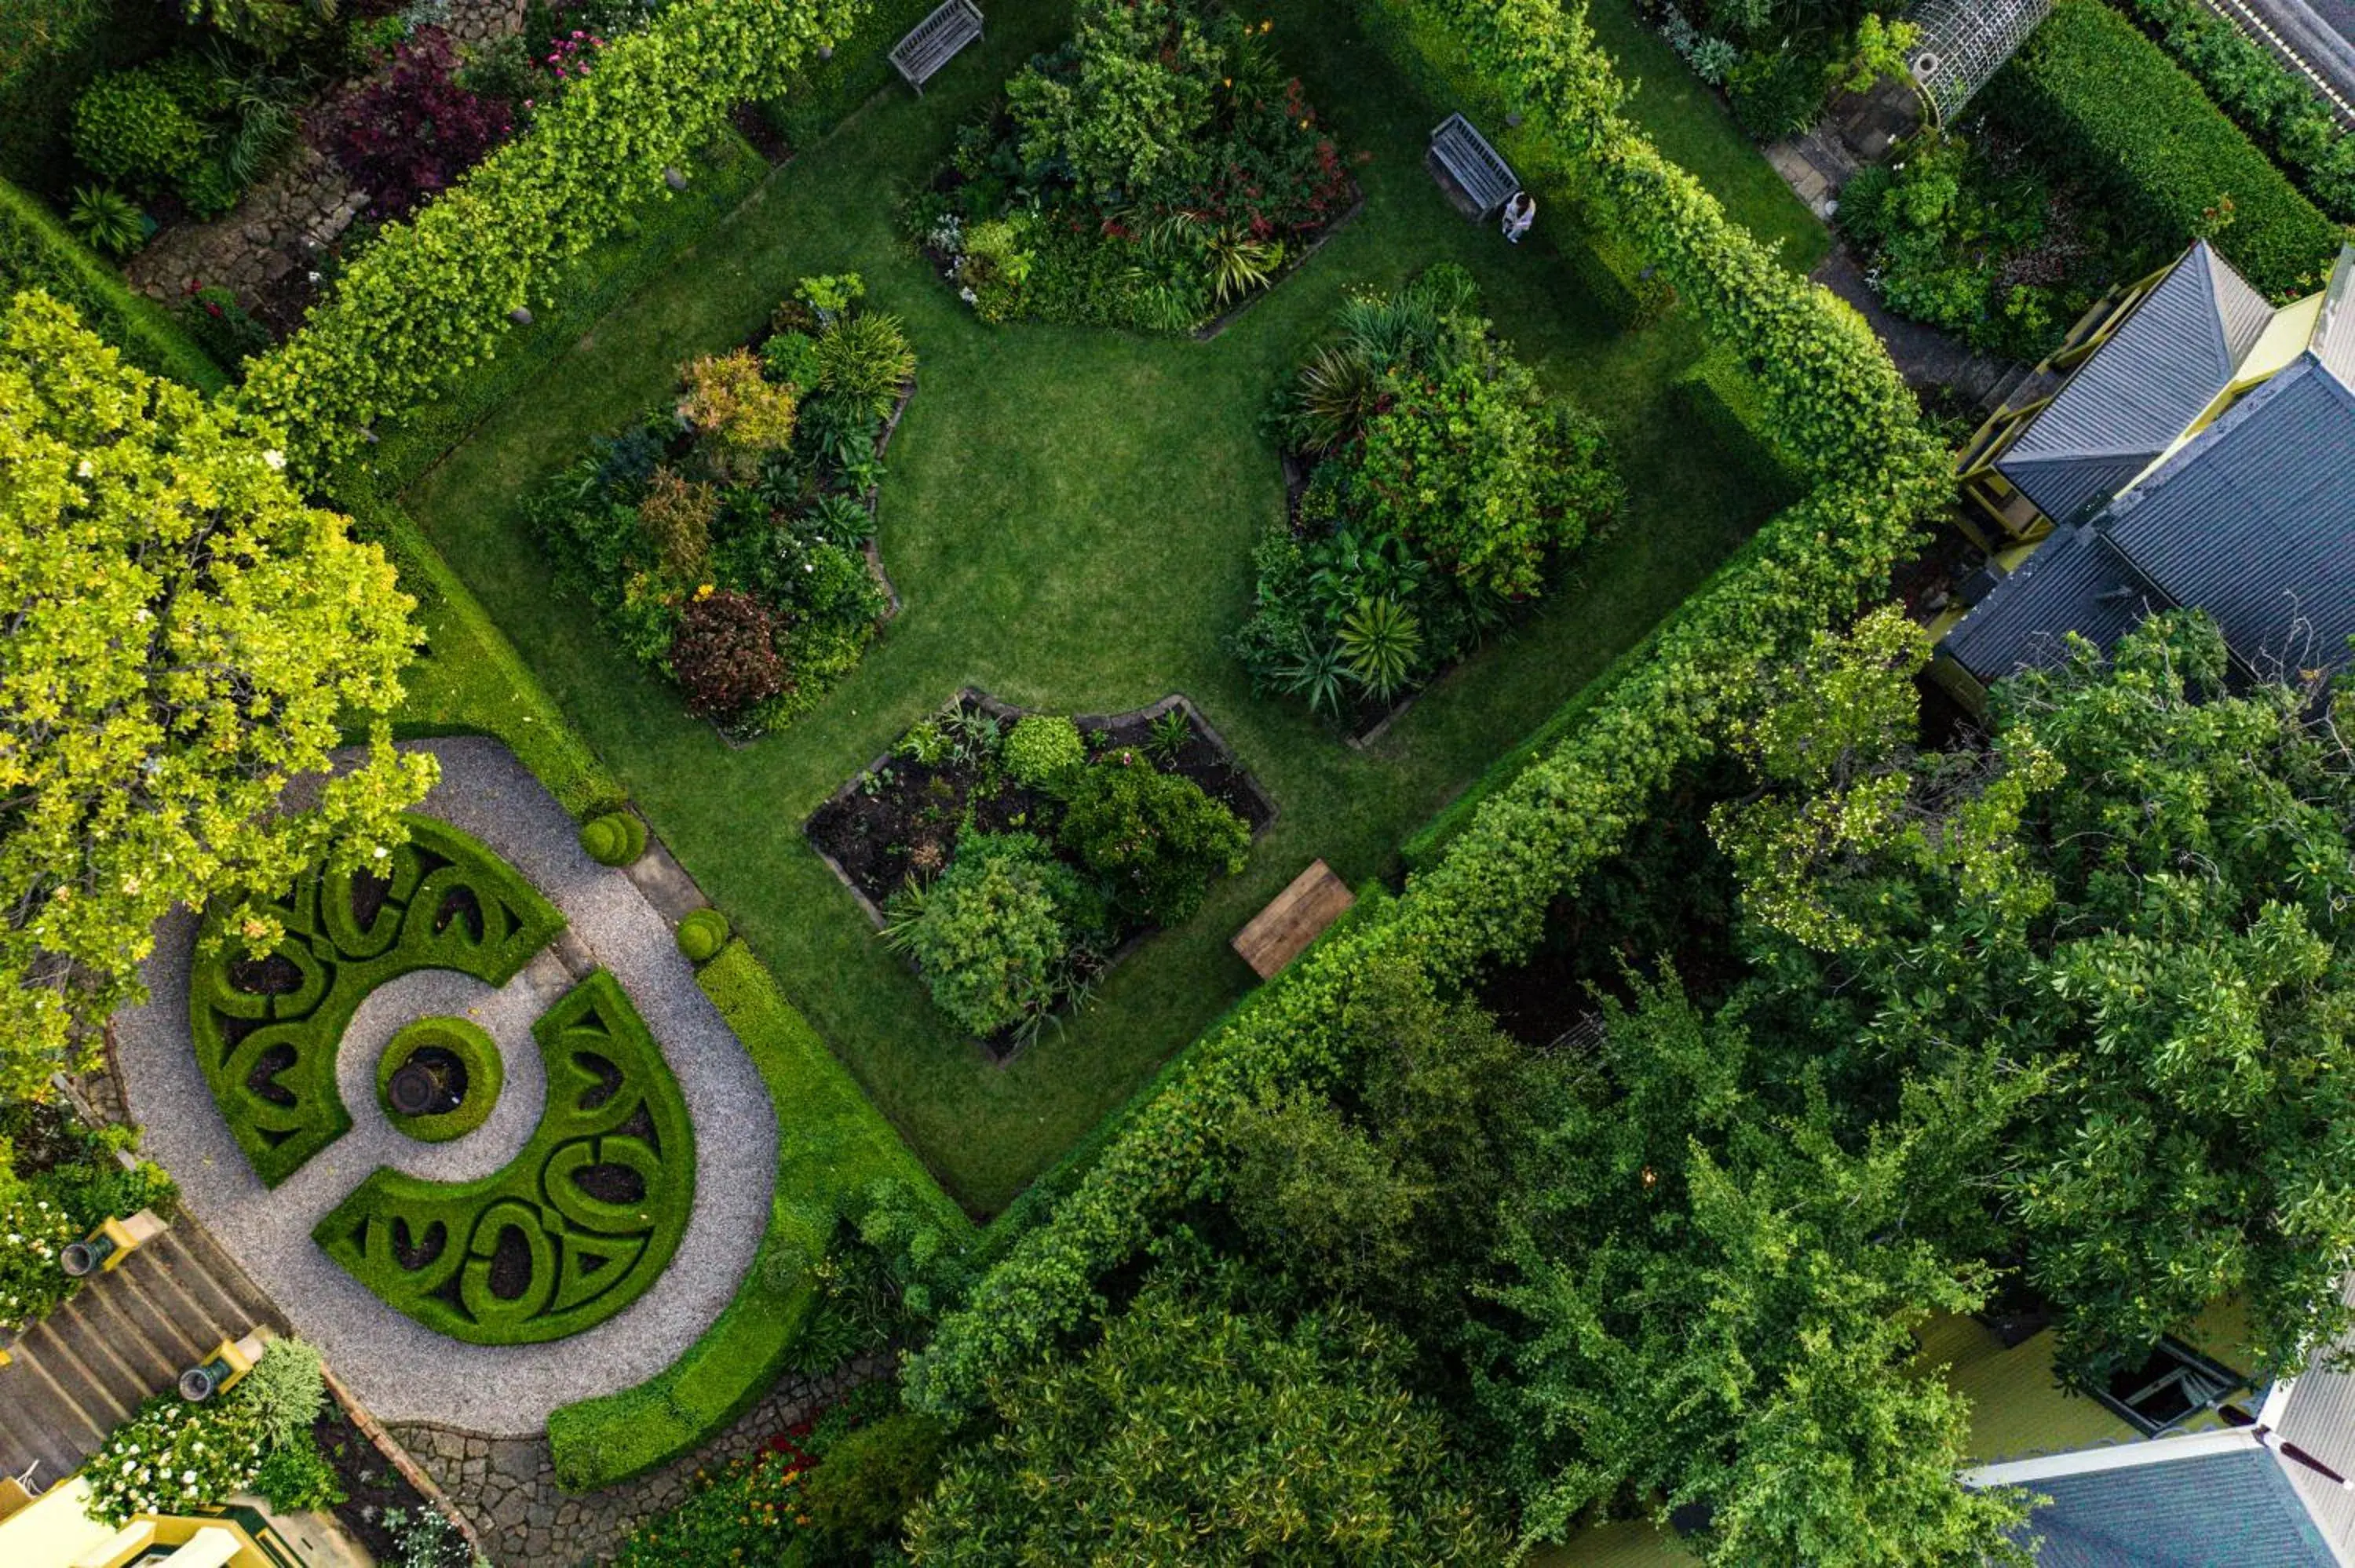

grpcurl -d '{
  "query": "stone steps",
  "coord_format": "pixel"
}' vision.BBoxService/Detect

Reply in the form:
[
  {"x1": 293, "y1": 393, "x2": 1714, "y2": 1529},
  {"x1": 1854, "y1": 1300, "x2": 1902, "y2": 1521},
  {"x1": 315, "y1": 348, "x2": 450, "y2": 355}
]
[{"x1": 0, "y1": 1220, "x2": 280, "y2": 1492}]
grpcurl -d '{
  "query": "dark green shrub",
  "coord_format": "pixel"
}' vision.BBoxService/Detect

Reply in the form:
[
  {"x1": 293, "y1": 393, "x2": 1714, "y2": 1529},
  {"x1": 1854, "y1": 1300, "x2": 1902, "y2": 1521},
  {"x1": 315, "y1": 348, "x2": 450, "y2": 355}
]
[
  {"x1": 885, "y1": 831, "x2": 1101, "y2": 1038},
  {"x1": 1057, "y1": 757, "x2": 1249, "y2": 927},
  {"x1": 761, "y1": 326, "x2": 823, "y2": 391},
  {"x1": 676, "y1": 907, "x2": 731, "y2": 964},
  {"x1": 180, "y1": 285, "x2": 272, "y2": 368},
  {"x1": 1728, "y1": 45, "x2": 1831, "y2": 142},
  {"x1": 800, "y1": 1411, "x2": 951, "y2": 1559},
  {"x1": 580, "y1": 810, "x2": 650, "y2": 866},
  {"x1": 70, "y1": 65, "x2": 206, "y2": 195},
  {"x1": 253, "y1": 1432, "x2": 345, "y2": 1512},
  {"x1": 1004, "y1": 714, "x2": 1086, "y2": 789},
  {"x1": 1990, "y1": 0, "x2": 2339, "y2": 297},
  {"x1": 0, "y1": 177, "x2": 227, "y2": 390},
  {"x1": 65, "y1": 184, "x2": 141, "y2": 256}
]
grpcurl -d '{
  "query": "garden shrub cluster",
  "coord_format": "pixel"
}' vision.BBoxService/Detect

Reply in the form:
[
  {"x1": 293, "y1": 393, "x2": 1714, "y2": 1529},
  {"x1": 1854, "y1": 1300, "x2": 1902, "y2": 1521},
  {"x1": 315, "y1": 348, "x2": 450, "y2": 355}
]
[
  {"x1": 315, "y1": 969, "x2": 696, "y2": 1345},
  {"x1": 903, "y1": 0, "x2": 1947, "y2": 1419},
  {"x1": 529, "y1": 275, "x2": 911, "y2": 734},
  {"x1": 1642, "y1": 0, "x2": 1917, "y2": 143},
  {"x1": 2118, "y1": 0, "x2": 2355, "y2": 224},
  {"x1": 548, "y1": 943, "x2": 970, "y2": 1492},
  {"x1": 1987, "y1": 0, "x2": 2341, "y2": 301},
  {"x1": 243, "y1": 0, "x2": 863, "y2": 476},
  {"x1": 1235, "y1": 264, "x2": 1622, "y2": 722},
  {"x1": 0, "y1": 177, "x2": 227, "y2": 391},
  {"x1": 374, "y1": 1015, "x2": 504, "y2": 1145},
  {"x1": 81, "y1": 1338, "x2": 329, "y2": 1525},
  {"x1": 0, "y1": 1099, "x2": 175, "y2": 1336},
  {"x1": 188, "y1": 814, "x2": 564, "y2": 1187},
  {"x1": 908, "y1": 0, "x2": 1357, "y2": 334},
  {"x1": 836, "y1": 699, "x2": 1254, "y2": 1043}
]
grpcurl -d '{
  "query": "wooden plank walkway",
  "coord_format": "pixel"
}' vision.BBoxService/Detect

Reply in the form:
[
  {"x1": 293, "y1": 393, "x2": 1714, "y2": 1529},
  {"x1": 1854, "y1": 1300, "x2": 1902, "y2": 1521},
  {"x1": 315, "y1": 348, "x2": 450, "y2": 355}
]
[{"x1": 1232, "y1": 860, "x2": 1355, "y2": 979}]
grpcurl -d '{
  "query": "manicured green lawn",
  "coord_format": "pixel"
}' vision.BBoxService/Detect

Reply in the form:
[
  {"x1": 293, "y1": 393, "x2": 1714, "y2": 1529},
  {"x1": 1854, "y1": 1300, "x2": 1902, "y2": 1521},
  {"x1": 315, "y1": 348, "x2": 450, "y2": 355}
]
[{"x1": 401, "y1": 0, "x2": 1796, "y2": 1214}]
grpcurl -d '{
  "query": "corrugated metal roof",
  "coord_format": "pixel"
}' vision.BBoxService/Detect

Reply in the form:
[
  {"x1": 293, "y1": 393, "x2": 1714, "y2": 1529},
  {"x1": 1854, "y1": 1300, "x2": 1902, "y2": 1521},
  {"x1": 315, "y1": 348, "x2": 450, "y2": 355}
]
[
  {"x1": 2098, "y1": 359, "x2": 2355, "y2": 677},
  {"x1": 1937, "y1": 525, "x2": 2160, "y2": 684},
  {"x1": 2276, "y1": 1279, "x2": 2355, "y2": 1559},
  {"x1": 2309, "y1": 243, "x2": 2355, "y2": 391},
  {"x1": 2017, "y1": 1449, "x2": 2338, "y2": 1566},
  {"x1": 1998, "y1": 242, "x2": 2267, "y2": 524}
]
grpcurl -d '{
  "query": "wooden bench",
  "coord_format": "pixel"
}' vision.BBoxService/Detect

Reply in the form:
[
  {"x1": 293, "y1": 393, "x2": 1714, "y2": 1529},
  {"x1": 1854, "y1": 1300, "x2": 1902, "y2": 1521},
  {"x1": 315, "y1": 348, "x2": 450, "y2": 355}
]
[
  {"x1": 1232, "y1": 860, "x2": 1356, "y2": 980},
  {"x1": 890, "y1": 0, "x2": 984, "y2": 94},
  {"x1": 1428, "y1": 112, "x2": 1518, "y2": 219}
]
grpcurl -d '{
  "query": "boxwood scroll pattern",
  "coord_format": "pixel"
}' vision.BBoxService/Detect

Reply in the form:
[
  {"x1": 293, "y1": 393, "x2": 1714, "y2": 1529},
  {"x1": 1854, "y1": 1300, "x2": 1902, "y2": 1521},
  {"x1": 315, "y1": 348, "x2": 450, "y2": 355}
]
[
  {"x1": 313, "y1": 970, "x2": 698, "y2": 1346},
  {"x1": 188, "y1": 815, "x2": 565, "y2": 1188}
]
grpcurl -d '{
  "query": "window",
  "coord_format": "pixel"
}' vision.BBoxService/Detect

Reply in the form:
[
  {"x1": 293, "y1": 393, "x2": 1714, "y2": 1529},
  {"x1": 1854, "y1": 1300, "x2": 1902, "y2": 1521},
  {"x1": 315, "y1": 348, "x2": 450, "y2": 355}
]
[{"x1": 2090, "y1": 1338, "x2": 2248, "y2": 1435}]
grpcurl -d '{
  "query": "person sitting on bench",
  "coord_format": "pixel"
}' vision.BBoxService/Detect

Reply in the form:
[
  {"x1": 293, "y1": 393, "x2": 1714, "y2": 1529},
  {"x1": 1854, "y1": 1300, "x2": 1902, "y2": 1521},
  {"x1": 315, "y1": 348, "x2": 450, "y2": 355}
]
[{"x1": 1501, "y1": 190, "x2": 1535, "y2": 244}]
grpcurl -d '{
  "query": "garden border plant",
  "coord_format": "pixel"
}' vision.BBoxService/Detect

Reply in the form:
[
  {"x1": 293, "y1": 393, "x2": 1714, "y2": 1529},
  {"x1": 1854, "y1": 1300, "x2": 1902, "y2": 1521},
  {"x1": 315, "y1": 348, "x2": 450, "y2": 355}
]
[
  {"x1": 314, "y1": 968, "x2": 696, "y2": 1346},
  {"x1": 0, "y1": 173, "x2": 227, "y2": 392},
  {"x1": 902, "y1": 0, "x2": 1953, "y2": 1415},
  {"x1": 374, "y1": 1016, "x2": 504, "y2": 1144},
  {"x1": 188, "y1": 814, "x2": 565, "y2": 1188}
]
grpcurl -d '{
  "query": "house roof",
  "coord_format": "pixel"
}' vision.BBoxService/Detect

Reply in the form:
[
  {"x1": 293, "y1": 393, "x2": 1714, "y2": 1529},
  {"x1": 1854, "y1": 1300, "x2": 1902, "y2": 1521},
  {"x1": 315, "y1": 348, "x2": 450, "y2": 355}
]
[
  {"x1": 2313, "y1": 244, "x2": 2355, "y2": 392},
  {"x1": 2097, "y1": 356, "x2": 2355, "y2": 676},
  {"x1": 1937, "y1": 523, "x2": 2160, "y2": 684},
  {"x1": 2017, "y1": 1447, "x2": 2339, "y2": 1566},
  {"x1": 1997, "y1": 242, "x2": 2275, "y2": 525},
  {"x1": 2270, "y1": 1278, "x2": 2355, "y2": 1558}
]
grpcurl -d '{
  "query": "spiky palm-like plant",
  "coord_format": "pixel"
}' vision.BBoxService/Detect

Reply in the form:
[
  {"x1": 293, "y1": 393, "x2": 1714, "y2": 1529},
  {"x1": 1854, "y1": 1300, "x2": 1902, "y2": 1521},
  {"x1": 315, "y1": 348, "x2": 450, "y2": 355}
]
[{"x1": 1337, "y1": 595, "x2": 1422, "y2": 703}]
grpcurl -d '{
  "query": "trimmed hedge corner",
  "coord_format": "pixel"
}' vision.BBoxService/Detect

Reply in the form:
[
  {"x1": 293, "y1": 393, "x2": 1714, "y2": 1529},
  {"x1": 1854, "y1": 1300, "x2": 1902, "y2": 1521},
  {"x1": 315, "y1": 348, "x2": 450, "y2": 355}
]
[
  {"x1": 1990, "y1": 0, "x2": 2341, "y2": 299},
  {"x1": 547, "y1": 939, "x2": 967, "y2": 1491},
  {"x1": 315, "y1": 969, "x2": 696, "y2": 1344},
  {"x1": 375, "y1": 1016, "x2": 504, "y2": 1143},
  {"x1": 582, "y1": 811, "x2": 650, "y2": 867},
  {"x1": 0, "y1": 175, "x2": 228, "y2": 392},
  {"x1": 676, "y1": 909, "x2": 732, "y2": 965}
]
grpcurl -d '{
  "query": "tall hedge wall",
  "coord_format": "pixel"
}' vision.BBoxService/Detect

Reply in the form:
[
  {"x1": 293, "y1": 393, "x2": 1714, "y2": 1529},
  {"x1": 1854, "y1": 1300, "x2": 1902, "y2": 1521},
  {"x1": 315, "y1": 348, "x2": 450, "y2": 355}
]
[
  {"x1": 241, "y1": 0, "x2": 865, "y2": 476},
  {"x1": 0, "y1": 177, "x2": 226, "y2": 392},
  {"x1": 1992, "y1": 0, "x2": 2342, "y2": 299},
  {"x1": 901, "y1": 0, "x2": 1948, "y2": 1415}
]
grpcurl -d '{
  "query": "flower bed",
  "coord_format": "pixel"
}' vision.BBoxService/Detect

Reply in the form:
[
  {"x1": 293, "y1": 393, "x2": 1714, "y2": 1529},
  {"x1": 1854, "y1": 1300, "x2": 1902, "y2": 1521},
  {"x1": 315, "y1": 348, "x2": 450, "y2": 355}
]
[
  {"x1": 529, "y1": 272, "x2": 915, "y2": 736},
  {"x1": 806, "y1": 693, "x2": 1272, "y2": 1052},
  {"x1": 906, "y1": 0, "x2": 1359, "y2": 335},
  {"x1": 0, "y1": 1101, "x2": 176, "y2": 1336},
  {"x1": 1232, "y1": 264, "x2": 1623, "y2": 733}
]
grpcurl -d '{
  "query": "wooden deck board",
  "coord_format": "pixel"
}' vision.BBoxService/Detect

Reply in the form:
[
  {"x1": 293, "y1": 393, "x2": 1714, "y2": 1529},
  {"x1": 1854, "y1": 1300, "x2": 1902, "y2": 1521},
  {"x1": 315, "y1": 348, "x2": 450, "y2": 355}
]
[{"x1": 1232, "y1": 860, "x2": 1355, "y2": 979}]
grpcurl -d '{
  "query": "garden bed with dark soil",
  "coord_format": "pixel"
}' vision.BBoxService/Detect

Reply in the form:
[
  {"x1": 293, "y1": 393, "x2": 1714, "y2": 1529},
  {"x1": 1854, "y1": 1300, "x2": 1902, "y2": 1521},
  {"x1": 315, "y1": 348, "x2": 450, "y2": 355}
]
[
  {"x1": 808, "y1": 691, "x2": 1275, "y2": 923},
  {"x1": 315, "y1": 1398, "x2": 448, "y2": 1563}
]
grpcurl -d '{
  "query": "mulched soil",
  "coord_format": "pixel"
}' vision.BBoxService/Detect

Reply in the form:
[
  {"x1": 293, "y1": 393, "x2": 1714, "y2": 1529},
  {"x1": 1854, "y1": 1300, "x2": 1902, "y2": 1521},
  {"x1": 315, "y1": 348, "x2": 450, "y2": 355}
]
[
  {"x1": 317, "y1": 1400, "x2": 440, "y2": 1562},
  {"x1": 732, "y1": 102, "x2": 792, "y2": 164}
]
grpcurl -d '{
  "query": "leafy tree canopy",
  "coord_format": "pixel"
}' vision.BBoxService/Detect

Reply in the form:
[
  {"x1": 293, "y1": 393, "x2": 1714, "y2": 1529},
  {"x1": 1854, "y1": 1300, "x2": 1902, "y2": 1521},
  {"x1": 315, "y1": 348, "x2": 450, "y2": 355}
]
[{"x1": 0, "y1": 290, "x2": 433, "y2": 1098}]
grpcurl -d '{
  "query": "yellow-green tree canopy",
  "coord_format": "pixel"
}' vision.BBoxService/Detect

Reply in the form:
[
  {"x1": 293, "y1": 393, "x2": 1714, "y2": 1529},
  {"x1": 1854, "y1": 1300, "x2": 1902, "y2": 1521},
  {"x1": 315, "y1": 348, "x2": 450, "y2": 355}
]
[{"x1": 0, "y1": 289, "x2": 435, "y2": 1097}]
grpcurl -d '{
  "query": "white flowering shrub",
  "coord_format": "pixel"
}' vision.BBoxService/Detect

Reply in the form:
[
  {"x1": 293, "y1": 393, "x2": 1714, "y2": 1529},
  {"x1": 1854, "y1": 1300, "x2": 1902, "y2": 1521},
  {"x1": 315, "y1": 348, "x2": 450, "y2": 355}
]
[
  {"x1": 0, "y1": 1191, "x2": 80, "y2": 1333},
  {"x1": 80, "y1": 1340, "x2": 329, "y2": 1526}
]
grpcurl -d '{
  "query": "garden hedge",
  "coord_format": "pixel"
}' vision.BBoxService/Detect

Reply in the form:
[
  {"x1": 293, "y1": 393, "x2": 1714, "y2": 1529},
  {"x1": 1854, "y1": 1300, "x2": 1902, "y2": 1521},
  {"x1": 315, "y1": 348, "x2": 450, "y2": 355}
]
[
  {"x1": 188, "y1": 815, "x2": 564, "y2": 1187},
  {"x1": 2113, "y1": 0, "x2": 2355, "y2": 224},
  {"x1": 315, "y1": 969, "x2": 696, "y2": 1345},
  {"x1": 547, "y1": 940, "x2": 969, "y2": 1490},
  {"x1": 1991, "y1": 1, "x2": 2341, "y2": 299},
  {"x1": 900, "y1": 0, "x2": 1948, "y2": 1415},
  {"x1": 242, "y1": 0, "x2": 864, "y2": 476},
  {"x1": 0, "y1": 176, "x2": 227, "y2": 392},
  {"x1": 375, "y1": 1016, "x2": 504, "y2": 1144}
]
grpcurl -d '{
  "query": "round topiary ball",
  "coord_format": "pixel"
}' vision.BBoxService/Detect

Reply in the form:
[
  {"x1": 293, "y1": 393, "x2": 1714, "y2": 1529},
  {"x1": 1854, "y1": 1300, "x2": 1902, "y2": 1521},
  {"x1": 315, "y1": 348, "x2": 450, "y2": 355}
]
[
  {"x1": 581, "y1": 811, "x2": 648, "y2": 866},
  {"x1": 677, "y1": 908, "x2": 731, "y2": 965},
  {"x1": 1005, "y1": 714, "x2": 1086, "y2": 791}
]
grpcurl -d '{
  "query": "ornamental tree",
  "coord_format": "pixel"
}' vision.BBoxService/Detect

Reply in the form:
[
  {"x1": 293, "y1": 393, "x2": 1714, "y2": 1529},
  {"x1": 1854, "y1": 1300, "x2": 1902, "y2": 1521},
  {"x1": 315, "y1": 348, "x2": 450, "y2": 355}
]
[{"x1": 0, "y1": 290, "x2": 434, "y2": 1099}]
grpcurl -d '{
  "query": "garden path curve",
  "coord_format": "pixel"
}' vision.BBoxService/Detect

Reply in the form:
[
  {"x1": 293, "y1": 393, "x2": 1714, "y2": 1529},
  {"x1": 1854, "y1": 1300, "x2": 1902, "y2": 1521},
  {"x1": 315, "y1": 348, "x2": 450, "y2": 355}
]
[{"x1": 114, "y1": 738, "x2": 779, "y2": 1434}]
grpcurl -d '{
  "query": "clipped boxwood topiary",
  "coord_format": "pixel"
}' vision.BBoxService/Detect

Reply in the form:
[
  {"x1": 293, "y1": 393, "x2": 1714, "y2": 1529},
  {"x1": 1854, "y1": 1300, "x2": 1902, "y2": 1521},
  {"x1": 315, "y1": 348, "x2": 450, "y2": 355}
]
[
  {"x1": 582, "y1": 810, "x2": 649, "y2": 866},
  {"x1": 676, "y1": 908, "x2": 731, "y2": 964},
  {"x1": 1004, "y1": 714, "x2": 1086, "y2": 790},
  {"x1": 375, "y1": 1016, "x2": 503, "y2": 1143}
]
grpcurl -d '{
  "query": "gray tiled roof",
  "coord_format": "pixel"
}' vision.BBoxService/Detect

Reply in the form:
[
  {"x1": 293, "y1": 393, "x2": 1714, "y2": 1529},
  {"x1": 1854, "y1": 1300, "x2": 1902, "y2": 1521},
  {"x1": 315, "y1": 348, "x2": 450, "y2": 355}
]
[
  {"x1": 1998, "y1": 242, "x2": 2270, "y2": 525},
  {"x1": 2017, "y1": 1449, "x2": 2337, "y2": 1566},
  {"x1": 1937, "y1": 524, "x2": 2159, "y2": 684},
  {"x1": 2098, "y1": 358, "x2": 2355, "y2": 677}
]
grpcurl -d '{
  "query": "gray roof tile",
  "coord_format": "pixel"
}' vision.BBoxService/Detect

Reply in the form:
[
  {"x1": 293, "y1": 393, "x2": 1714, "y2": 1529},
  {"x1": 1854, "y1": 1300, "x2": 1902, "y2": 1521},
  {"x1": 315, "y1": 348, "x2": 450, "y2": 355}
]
[
  {"x1": 2017, "y1": 1449, "x2": 2337, "y2": 1566},
  {"x1": 1937, "y1": 524, "x2": 2158, "y2": 684}
]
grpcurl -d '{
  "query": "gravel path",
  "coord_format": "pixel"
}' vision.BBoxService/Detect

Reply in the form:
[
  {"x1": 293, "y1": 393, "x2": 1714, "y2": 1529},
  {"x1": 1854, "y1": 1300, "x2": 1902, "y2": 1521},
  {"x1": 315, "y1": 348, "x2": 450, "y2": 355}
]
[{"x1": 115, "y1": 738, "x2": 779, "y2": 1434}]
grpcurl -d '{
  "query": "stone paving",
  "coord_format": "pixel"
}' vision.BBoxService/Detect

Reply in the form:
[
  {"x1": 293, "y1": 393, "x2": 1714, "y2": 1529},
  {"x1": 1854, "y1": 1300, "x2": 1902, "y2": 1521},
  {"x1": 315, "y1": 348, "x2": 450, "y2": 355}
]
[
  {"x1": 391, "y1": 1350, "x2": 894, "y2": 1567},
  {"x1": 113, "y1": 737, "x2": 779, "y2": 1434}
]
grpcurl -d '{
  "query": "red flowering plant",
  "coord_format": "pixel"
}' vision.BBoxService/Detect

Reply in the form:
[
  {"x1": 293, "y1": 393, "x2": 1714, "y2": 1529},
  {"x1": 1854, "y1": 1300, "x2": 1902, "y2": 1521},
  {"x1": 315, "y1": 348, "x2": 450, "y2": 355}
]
[{"x1": 312, "y1": 28, "x2": 514, "y2": 219}]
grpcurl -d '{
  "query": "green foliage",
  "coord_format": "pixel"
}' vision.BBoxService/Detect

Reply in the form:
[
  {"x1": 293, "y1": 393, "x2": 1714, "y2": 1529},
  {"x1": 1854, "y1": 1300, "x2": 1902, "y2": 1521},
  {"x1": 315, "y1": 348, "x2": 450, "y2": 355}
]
[
  {"x1": 82, "y1": 1338, "x2": 329, "y2": 1526},
  {"x1": 70, "y1": 63, "x2": 206, "y2": 195},
  {"x1": 1006, "y1": 0, "x2": 1222, "y2": 206},
  {"x1": 0, "y1": 177, "x2": 227, "y2": 391},
  {"x1": 316, "y1": 970, "x2": 696, "y2": 1344},
  {"x1": 235, "y1": 1336, "x2": 327, "y2": 1451},
  {"x1": 816, "y1": 310, "x2": 916, "y2": 421},
  {"x1": 2118, "y1": 0, "x2": 2355, "y2": 223},
  {"x1": 549, "y1": 941, "x2": 967, "y2": 1491},
  {"x1": 1334, "y1": 594, "x2": 1422, "y2": 702},
  {"x1": 64, "y1": 184, "x2": 141, "y2": 256},
  {"x1": 761, "y1": 327, "x2": 823, "y2": 392},
  {"x1": 582, "y1": 809, "x2": 651, "y2": 867},
  {"x1": 253, "y1": 1431, "x2": 345, "y2": 1512},
  {"x1": 904, "y1": 1266, "x2": 1507, "y2": 1564},
  {"x1": 374, "y1": 1016, "x2": 504, "y2": 1144},
  {"x1": 241, "y1": 0, "x2": 864, "y2": 476},
  {"x1": 1003, "y1": 714, "x2": 1086, "y2": 790},
  {"x1": 1057, "y1": 757, "x2": 1250, "y2": 927},
  {"x1": 887, "y1": 831, "x2": 1100, "y2": 1038},
  {"x1": 0, "y1": 1104, "x2": 176, "y2": 1334},
  {"x1": 188, "y1": 814, "x2": 562, "y2": 1185},
  {"x1": 1726, "y1": 42, "x2": 1831, "y2": 141},
  {"x1": 798, "y1": 1411, "x2": 951, "y2": 1557},
  {"x1": 606, "y1": 1435, "x2": 822, "y2": 1566},
  {"x1": 3, "y1": 291, "x2": 429, "y2": 1099},
  {"x1": 1989, "y1": 0, "x2": 2340, "y2": 298},
  {"x1": 676, "y1": 907, "x2": 732, "y2": 964}
]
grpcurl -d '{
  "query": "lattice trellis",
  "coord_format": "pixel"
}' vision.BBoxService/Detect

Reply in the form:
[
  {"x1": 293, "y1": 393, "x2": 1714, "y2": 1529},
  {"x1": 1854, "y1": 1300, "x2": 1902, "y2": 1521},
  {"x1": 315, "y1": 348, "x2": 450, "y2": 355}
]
[{"x1": 1905, "y1": 0, "x2": 2053, "y2": 123}]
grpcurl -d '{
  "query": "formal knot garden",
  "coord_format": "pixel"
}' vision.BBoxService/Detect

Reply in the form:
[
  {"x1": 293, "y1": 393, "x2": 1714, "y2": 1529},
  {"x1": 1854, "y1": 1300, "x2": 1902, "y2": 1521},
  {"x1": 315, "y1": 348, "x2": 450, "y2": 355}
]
[{"x1": 12, "y1": 0, "x2": 2189, "y2": 1555}]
